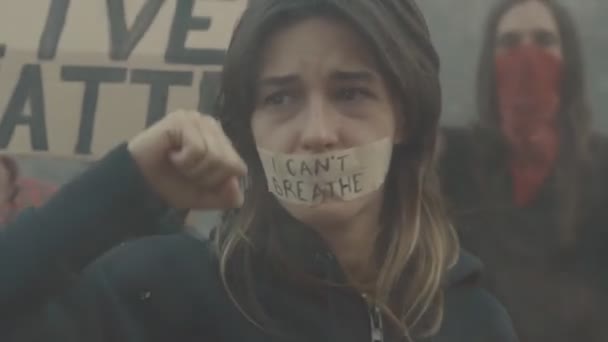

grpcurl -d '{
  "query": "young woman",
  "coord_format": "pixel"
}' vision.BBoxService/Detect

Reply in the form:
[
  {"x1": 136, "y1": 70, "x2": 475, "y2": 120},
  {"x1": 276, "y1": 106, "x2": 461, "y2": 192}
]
[{"x1": 1, "y1": 0, "x2": 517, "y2": 341}]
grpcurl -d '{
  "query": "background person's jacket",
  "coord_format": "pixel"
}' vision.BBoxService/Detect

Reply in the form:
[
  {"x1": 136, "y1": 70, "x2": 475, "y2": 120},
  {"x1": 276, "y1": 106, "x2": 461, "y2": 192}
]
[
  {"x1": 0, "y1": 144, "x2": 518, "y2": 342},
  {"x1": 440, "y1": 126, "x2": 608, "y2": 342}
]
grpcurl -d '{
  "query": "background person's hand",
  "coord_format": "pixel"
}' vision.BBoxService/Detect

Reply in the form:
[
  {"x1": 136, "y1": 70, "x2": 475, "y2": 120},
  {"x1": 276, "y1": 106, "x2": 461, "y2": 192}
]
[{"x1": 127, "y1": 110, "x2": 247, "y2": 210}]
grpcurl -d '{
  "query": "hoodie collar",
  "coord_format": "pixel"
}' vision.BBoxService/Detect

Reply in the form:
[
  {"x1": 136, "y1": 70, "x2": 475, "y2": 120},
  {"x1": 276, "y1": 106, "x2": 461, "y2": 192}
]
[{"x1": 218, "y1": 207, "x2": 483, "y2": 290}]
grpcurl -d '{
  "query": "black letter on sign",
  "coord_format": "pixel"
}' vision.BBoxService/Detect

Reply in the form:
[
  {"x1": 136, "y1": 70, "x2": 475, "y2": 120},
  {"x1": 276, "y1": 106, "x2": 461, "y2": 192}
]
[
  {"x1": 0, "y1": 44, "x2": 5, "y2": 58},
  {"x1": 198, "y1": 70, "x2": 221, "y2": 116},
  {"x1": 107, "y1": 0, "x2": 165, "y2": 60},
  {"x1": 62, "y1": 66, "x2": 127, "y2": 154},
  {"x1": 38, "y1": 0, "x2": 70, "y2": 60},
  {"x1": 0, "y1": 65, "x2": 48, "y2": 150},
  {"x1": 131, "y1": 69, "x2": 193, "y2": 126},
  {"x1": 165, "y1": 0, "x2": 225, "y2": 65}
]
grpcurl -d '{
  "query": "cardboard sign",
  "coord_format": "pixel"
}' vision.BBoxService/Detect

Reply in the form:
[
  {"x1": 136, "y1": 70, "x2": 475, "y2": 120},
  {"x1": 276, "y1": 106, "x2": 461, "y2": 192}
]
[
  {"x1": 0, "y1": 0, "x2": 249, "y2": 158},
  {"x1": 258, "y1": 138, "x2": 394, "y2": 205}
]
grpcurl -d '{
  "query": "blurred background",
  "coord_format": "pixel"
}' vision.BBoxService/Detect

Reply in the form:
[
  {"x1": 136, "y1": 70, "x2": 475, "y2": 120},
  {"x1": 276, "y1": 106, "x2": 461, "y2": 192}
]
[
  {"x1": 1, "y1": 1, "x2": 607, "y2": 341},
  {"x1": 419, "y1": 0, "x2": 608, "y2": 129},
  {"x1": 9, "y1": 0, "x2": 605, "y2": 232}
]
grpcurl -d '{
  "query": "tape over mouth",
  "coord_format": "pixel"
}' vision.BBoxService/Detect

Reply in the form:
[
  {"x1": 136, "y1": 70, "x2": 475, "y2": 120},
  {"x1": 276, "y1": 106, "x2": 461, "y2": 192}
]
[{"x1": 257, "y1": 138, "x2": 393, "y2": 206}]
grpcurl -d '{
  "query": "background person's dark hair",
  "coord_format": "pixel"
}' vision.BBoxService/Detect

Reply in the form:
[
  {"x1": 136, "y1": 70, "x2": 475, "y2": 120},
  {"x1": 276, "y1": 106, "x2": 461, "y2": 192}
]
[
  {"x1": 475, "y1": 0, "x2": 592, "y2": 246},
  {"x1": 214, "y1": 0, "x2": 458, "y2": 339}
]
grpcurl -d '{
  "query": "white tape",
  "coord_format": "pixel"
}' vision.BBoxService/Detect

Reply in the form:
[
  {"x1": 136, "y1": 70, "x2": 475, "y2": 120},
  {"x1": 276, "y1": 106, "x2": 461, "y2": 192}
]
[{"x1": 258, "y1": 137, "x2": 393, "y2": 205}]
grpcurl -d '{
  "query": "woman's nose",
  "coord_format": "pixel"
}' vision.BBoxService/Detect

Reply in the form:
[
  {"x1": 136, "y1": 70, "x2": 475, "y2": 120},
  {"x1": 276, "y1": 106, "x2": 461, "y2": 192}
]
[{"x1": 299, "y1": 96, "x2": 339, "y2": 153}]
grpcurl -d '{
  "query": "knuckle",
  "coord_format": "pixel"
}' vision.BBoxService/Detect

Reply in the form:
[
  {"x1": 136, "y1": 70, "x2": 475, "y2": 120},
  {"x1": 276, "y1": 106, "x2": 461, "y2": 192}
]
[
  {"x1": 202, "y1": 115, "x2": 223, "y2": 132},
  {"x1": 167, "y1": 110, "x2": 186, "y2": 121},
  {"x1": 186, "y1": 110, "x2": 203, "y2": 120},
  {"x1": 198, "y1": 113, "x2": 216, "y2": 124},
  {"x1": 184, "y1": 138, "x2": 206, "y2": 159},
  {"x1": 194, "y1": 142, "x2": 208, "y2": 158}
]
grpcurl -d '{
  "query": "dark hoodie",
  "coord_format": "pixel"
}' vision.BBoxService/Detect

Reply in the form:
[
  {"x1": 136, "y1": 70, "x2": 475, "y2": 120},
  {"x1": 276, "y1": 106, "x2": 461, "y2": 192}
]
[
  {"x1": 0, "y1": 144, "x2": 517, "y2": 342},
  {"x1": 440, "y1": 127, "x2": 608, "y2": 342}
]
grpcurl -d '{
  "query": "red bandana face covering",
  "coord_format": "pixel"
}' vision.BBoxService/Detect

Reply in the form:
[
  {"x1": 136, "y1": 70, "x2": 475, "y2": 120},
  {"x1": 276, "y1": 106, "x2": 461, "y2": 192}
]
[{"x1": 495, "y1": 45, "x2": 563, "y2": 207}]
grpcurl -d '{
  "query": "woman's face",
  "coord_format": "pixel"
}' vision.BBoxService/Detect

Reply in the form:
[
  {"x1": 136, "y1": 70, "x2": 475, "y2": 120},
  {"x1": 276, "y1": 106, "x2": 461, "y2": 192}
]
[
  {"x1": 251, "y1": 17, "x2": 401, "y2": 228},
  {"x1": 495, "y1": 1, "x2": 562, "y2": 58}
]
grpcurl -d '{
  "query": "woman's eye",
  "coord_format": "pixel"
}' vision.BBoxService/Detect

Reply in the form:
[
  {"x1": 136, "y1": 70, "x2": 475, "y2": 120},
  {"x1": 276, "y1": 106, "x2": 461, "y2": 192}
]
[
  {"x1": 497, "y1": 32, "x2": 520, "y2": 49},
  {"x1": 263, "y1": 92, "x2": 291, "y2": 106},
  {"x1": 534, "y1": 31, "x2": 559, "y2": 48}
]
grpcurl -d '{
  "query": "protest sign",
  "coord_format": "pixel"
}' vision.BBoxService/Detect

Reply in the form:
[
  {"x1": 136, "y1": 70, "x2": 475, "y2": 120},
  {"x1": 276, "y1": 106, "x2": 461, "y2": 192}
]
[{"x1": 0, "y1": 0, "x2": 248, "y2": 158}]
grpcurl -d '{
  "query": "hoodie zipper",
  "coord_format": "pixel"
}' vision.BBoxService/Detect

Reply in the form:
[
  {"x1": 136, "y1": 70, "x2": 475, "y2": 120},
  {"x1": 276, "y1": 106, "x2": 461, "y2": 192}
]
[
  {"x1": 367, "y1": 298, "x2": 385, "y2": 342},
  {"x1": 320, "y1": 251, "x2": 386, "y2": 342}
]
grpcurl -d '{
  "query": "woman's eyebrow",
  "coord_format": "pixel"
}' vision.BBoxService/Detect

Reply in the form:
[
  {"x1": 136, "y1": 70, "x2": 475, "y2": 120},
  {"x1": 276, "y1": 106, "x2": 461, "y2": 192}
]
[{"x1": 257, "y1": 69, "x2": 378, "y2": 90}]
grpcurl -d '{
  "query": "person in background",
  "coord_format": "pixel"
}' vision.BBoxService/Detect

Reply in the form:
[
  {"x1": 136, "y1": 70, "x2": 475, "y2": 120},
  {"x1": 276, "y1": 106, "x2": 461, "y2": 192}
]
[
  {"x1": 0, "y1": 0, "x2": 518, "y2": 341},
  {"x1": 0, "y1": 155, "x2": 57, "y2": 226},
  {"x1": 439, "y1": 0, "x2": 608, "y2": 341}
]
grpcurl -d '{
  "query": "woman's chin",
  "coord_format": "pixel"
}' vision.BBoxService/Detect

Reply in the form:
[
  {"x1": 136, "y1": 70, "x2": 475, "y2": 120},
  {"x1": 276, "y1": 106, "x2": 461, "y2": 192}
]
[{"x1": 280, "y1": 197, "x2": 367, "y2": 230}]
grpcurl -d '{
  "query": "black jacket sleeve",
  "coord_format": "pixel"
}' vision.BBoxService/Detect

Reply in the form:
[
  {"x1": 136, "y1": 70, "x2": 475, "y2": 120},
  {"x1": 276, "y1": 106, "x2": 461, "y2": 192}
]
[
  {"x1": 0, "y1": 144, "x2": 169, "y2": 333},
  {"x1": 440, "y1": 286, "x2": 520, "y2": 342}
]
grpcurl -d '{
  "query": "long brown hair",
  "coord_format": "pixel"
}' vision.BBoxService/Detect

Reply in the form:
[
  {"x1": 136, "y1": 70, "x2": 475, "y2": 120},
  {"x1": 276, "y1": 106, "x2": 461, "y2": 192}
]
[
  {"x1": 474, "y1": 0, "x2": 592, "y2": 246},
  {"x1": 215, "y1": 0, "x2": 458, "y2": 338}
]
